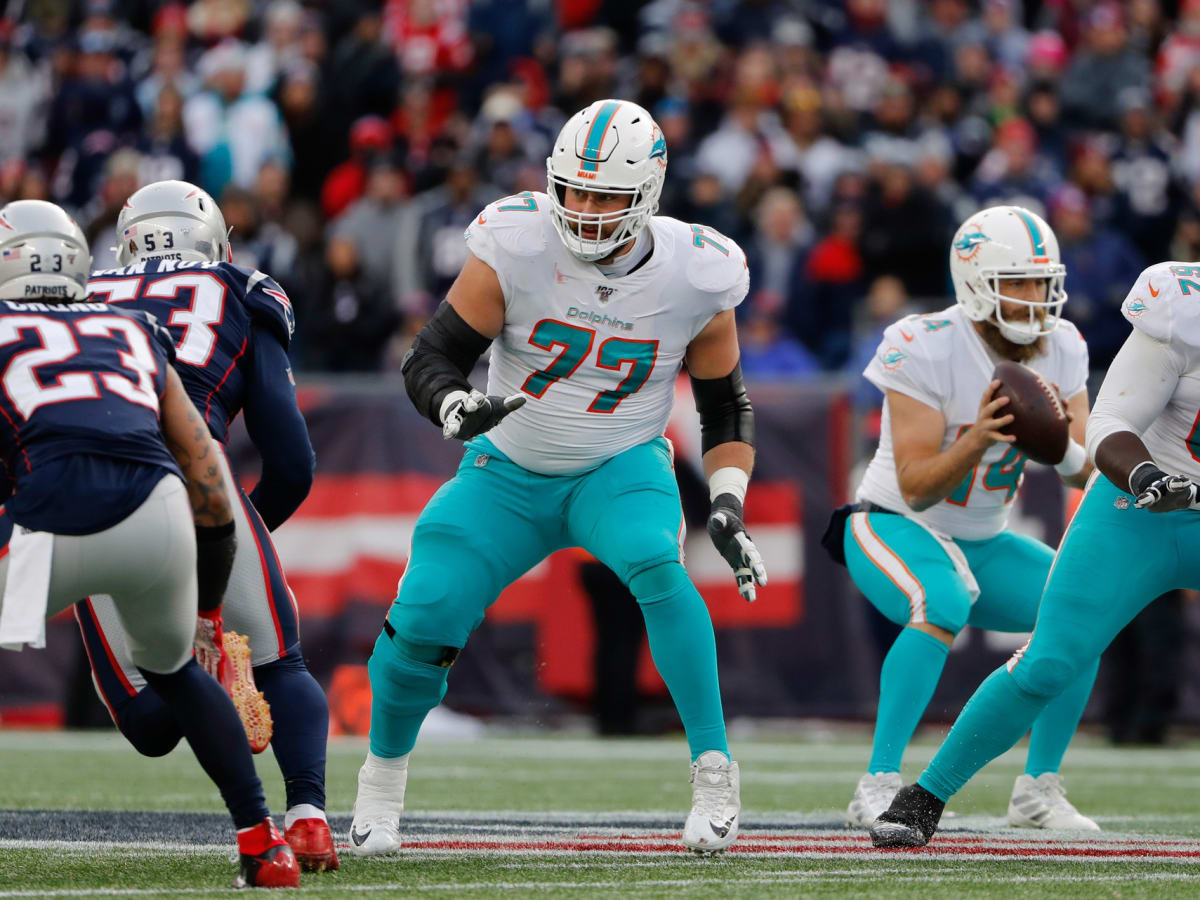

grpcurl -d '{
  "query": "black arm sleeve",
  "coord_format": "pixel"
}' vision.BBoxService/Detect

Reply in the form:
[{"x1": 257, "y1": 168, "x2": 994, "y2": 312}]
[
  {"x1": 690, "y1": 362, "x2": 755, "y2": 454},
  {"x1": 245, "y1": 326, "x2": 315, "y2": 532},
  {"x1": 402, "y1": 300, "x2": 494, "y2": 426},
  {"x1": 195, "y1": 521, "x2": 236, "y2": 613}
]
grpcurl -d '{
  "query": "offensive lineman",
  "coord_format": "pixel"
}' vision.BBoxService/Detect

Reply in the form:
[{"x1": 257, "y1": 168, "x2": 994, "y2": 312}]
[
  {"x1": 831, "y1": 206, "x2": 1098, "y2": 829},
  {"x1": 76, "y1": 181, "x2": 336, "y2": 870},
  {"x1": 0, "y1": 200, "x2": 298, "y2": 887},
  {"x1": 349, "y1": 99, "x2": 767, "y2": 855},
  {"x1": 872, "y1": 258, "x2": 1200, "y2": 847}
]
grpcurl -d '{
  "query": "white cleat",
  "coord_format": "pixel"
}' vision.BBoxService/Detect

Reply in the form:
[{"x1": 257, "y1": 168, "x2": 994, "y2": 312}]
[
  {"x1": 846, "y1": 771, "x2": 903, "y2": 827},
  {"x1": 682, "y1": 750, "x2": 741, "y2": 854},
  {"x1": 348, "y1": 753, "x2": 409, "y2": 856},
  {"x1": 1008, "y1": 773, "x2": 1100, "y2": 831}
]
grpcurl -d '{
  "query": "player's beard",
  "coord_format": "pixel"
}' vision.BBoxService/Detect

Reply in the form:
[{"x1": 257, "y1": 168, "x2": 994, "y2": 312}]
[{"x1": 976, "y1": 318, "x2": 1047, "y2": 363}]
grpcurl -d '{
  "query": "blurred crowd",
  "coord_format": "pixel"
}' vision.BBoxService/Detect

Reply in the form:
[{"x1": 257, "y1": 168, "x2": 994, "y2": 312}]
[{"x1": 0, "y1": 0, "x2": 1196, "y2": 372}]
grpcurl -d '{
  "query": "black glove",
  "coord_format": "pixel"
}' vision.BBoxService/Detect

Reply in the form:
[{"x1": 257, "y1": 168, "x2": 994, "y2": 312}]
[
  {"x1": 706, "y1": 493, "x2": 768, "y2": 603},
  {"x1": 442, "y1": 389, "x2": 526, "y2": 440},
  {"x1": 1131, "y1": 463, "x2": 1198, "y2": 513}
]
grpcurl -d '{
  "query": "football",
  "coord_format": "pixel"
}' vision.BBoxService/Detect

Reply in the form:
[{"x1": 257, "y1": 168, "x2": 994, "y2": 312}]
[{"x1": 992, "y1": 360, "x2": 1069, "y2": 465}]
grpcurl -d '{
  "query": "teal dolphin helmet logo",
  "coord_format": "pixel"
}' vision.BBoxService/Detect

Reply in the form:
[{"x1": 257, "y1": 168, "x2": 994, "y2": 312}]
[
  {"x1": 953, "y1": 230, "x2": 989, "y2": 261},
  {"x1": 1126, "y1": 298, "x2": 1148, "y2": 317},
  {"x1": 880, "y1": 347, "x2": 906, "y2": 370}
]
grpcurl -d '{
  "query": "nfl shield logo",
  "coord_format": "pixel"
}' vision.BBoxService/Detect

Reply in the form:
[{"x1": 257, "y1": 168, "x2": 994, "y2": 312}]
[{"x1": 595, "y1": 285, "x2": 616, "y2": 303}]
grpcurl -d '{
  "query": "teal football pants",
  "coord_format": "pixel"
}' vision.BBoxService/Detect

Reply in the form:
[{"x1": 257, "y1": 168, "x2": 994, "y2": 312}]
[
  {"x1": 368, "y1": 435, "x2": 728, "y2": 761},
  {"x1": 844, "y1": 511, "x2": 1097, "y2": 776},
  {"x1": 919, "y1": 475, "x2": 1200, "y2": 801}
]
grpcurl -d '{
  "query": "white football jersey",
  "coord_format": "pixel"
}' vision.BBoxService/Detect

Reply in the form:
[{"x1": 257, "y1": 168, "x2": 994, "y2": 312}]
[
  {"x1": 1116, "y1": 261, "x2": 1200, "y2": 479},
  {"x1": 856, "y1": 305, "x2": 1089, "y2": 540},
  {"x1": 464, "y1": 191, "x2": 748, "y2": 475}
]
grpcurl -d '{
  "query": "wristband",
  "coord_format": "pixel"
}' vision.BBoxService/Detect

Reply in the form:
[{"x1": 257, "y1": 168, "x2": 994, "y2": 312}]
[
  {"x1": 1128, "y1": 460, "x2": 1163, "y2": 495},
  {"x1": 1054, "y1": 439, "x2": 1088, "y2": 477},
  {"x1": 708, "y1": 466, "x2": 749, "y2": 504}
]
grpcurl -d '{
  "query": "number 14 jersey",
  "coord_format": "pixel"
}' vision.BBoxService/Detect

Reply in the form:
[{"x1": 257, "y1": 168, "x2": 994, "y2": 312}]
[
  {"x1": 856, "y1": 305, "x2": 1089, "y2": 540},
  {"x1": 87, "y1": 259, "x2": 295, "y2": 443},
  {"x1": 465, "y1": 191, "x2": 748, "y2": 475}
]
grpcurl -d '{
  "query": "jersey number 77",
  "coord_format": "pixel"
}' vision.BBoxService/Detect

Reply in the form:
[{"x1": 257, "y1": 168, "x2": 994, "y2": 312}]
[{"x1": 522, "y1": 318, "x2": 658, "y2": 414}]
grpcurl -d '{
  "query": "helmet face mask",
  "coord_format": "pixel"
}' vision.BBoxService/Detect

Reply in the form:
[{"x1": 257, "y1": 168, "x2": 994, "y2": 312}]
[
  {"x1": 116, "y1": 180, "x2": 230, "y2": 267},
  {"x1": 546, "y1": 99, "x2": 667, "y2": 262},
  {"x1": 950, "y1": 206, "x2": 1066, "y2": 346},
  {"x1": 0, "y1": 200, "x2": 91, "y2": 303}
]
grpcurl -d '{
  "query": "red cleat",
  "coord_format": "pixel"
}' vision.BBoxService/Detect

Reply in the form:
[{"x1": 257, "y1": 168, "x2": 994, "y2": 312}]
[
  {"x1": 234, "y1": 818, "x2": 300, "y2": 889},
  {"x1": 285, "y1": 817, "x2": 340, "y2": 872}
]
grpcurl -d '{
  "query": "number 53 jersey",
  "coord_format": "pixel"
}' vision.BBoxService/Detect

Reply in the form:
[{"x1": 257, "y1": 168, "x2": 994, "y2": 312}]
[
  {"x1": 465, "y1": 191, "x2": 748, "y2": 475},
  {"x1": 856, "y1": 305, "x2": 1089, "y2": 540},
  {"x1": 87, "y1": 258, "x2": 295, "y2": 443}
]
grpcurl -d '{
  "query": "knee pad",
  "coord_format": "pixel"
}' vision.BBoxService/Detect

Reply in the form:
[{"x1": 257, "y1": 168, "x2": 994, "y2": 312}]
[
  {"x1": 924, "y1": 592, "x2": 970, "y2": 635},
  {"x1": 1011, "y1": 654, "x2": 1079, "y2": 699},
  {"x1": 628, "y1": 561, "x2": 691, "y2": 605},
  {"x1": 390, "y1": 524, "x2": 490, "y2": 647}
]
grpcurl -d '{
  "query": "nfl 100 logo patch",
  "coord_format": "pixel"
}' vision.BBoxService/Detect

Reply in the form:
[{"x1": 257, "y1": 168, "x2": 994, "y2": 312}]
[{"x1": 595, "y1": 284, "x2": 616, "y2": 304}]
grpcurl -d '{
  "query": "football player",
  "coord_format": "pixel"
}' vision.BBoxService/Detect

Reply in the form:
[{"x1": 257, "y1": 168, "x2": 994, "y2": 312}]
[
  {"x1": 872, "y1": 258, "x2": 1200, "y2": 847},
  {"x1": 74, "y1": 181, "x2": 335, "y2": 871},
  {"x1": 829, "y1": 206, "x2": 1098, "y2": 829},
  {"x1": 348, "y1": 99, "x2": 766, "y2": 855},
  {"x1": 0, "y1": 200, "x2": 298, "y2": 888}
]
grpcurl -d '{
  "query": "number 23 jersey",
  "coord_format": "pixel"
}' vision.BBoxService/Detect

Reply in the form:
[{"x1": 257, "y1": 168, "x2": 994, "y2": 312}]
[
  {"x1": 465, "y1": 191, "x2": 748, "y2": 475},
  {"x1": 856, "y1": 305, "x2": 1089, "y2": 540}
]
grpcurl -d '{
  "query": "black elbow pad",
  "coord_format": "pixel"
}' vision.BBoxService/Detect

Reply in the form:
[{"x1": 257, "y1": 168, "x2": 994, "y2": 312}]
[
  {"x1": 402, "y1": 301, "x2": 493, "y2": 426},
  {"x1": 690, "y1": 362, "x2": 755, "y2": 454}
]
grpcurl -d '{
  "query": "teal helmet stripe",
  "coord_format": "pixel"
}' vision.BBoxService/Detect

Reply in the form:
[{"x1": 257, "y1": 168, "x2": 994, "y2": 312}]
[
  {"x1": 1012, "y1": 208, "x2": 1047, "y2": 256},
  {"x1": 579, "y1": 101, "x2": 622, "y2": 172}
]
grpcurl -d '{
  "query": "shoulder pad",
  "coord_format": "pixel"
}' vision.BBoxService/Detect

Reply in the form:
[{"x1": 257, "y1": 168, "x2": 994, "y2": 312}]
[
  {"x1": 226, "y1": 263, "x2": 295, "y2": 348},
  {"x1": 1122, "y1": 262, "x2": 1200, "y2": 347},
  {"x1": 464, "y1": 192, "x2": 550, "y2": 259},
  {"x1": 675, "y1": 220, "x2": 749, "y2": 296}
]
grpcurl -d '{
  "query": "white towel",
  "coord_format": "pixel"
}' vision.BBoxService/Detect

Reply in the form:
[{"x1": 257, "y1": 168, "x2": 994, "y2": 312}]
[
  {"x1": 0, "y1": 527, "x2": 54, "y2": 651},
  {"x1": 903, "y1": 514, "x2": 981, "y2": 606}
]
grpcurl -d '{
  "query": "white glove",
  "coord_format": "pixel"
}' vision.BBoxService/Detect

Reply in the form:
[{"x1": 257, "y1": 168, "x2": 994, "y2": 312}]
[
  {"x1": 441, "y1": 389, "x2": 526, "y2": 440},
  {"x1": 193, "y1": 611, "x2": 225, "y2": 679},
  {"x1": 707, "y1": 494, "x2": 768, "y2": 603}
]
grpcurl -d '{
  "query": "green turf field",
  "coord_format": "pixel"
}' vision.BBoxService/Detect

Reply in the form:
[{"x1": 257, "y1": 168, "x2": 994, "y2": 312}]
[{"x1": 3, "y1": 727, "x2": 1200, "y2": 897}]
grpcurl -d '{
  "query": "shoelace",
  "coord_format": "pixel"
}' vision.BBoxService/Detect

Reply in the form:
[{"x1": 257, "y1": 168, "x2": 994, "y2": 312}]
[
  {"x1": 691, "y1": 765, "x2": 732, "y2": 820},
  {"x1": 1035, "y1": 775, "x2": 1078, "y2": 812},
  {"x1": 863, "y1": 780, "x2": 898, "y2": 810}
]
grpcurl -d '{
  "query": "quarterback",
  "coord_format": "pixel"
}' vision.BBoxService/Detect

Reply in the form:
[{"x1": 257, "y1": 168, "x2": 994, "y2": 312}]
[
  {"x1": 349, "y1": 99, "x2": 766, "y2": 855},
  {"x1": 873, "y1": 257, "x2": 1200, "y2": 846},
  {"x1": 830, "y1": 206, "x2": 1098, "y2": 829}
]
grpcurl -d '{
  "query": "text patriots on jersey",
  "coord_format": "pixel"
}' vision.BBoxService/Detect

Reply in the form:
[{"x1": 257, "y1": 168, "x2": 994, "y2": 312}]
[{"x1": 567, "y1": 306, "x2": 633, "y2": 331}]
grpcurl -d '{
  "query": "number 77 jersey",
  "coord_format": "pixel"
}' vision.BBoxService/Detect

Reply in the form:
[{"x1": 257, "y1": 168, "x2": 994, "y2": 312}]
[
  {"x1": 87, "y1": 258, "x2": 295, "y2": 443},
  {"x1": 464, "y1": 191, "x2": 748, "y2": 475}
]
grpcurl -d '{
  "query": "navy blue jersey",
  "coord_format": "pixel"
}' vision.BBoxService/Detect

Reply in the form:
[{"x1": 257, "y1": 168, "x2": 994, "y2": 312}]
[
  {"x1": 0, "y1": 300, "x2": 182, "y2": 534},
  {"x1": 88, "y1": 259, "x2": 295, "y2": 444}
]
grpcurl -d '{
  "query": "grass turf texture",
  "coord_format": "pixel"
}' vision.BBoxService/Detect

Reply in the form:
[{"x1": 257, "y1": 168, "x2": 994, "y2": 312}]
[{"x1": 2, "y1": 728, "x2": 1200, "y2": 896}]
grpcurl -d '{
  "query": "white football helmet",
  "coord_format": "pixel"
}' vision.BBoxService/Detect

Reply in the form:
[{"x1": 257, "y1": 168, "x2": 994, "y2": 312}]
[
  {"x1": 546, "y1": 99, "x2": 667, "y2": 261},
  {"x1": 950, "y1": 205, "x2": 1067, "y2": 345},
  {"x1": 0, "y1": 200, "x2": 90, "y2": 302},
  {"x1": 115, "y1": 180, "x2": 229, "y2": 266}
]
